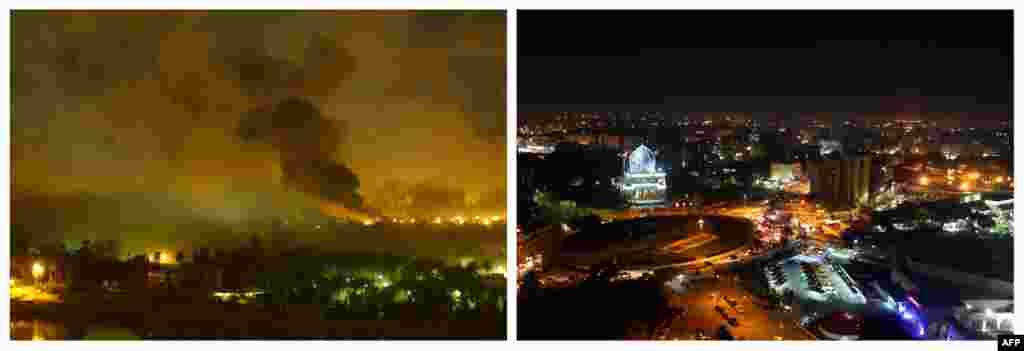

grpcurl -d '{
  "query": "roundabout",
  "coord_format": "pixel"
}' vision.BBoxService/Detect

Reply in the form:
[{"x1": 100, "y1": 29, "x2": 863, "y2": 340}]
[{"x1": 556, "y1": 214, "x2": 756, "y2": 270}]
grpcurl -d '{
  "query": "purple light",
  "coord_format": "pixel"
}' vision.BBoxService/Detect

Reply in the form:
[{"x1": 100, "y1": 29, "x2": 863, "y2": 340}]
[
  {"x1": 919, "y1": 326, "x2": 925, "y2": 336},
  {"x1": 902, "y1": 311, "x2": 914, "y2": 320}
]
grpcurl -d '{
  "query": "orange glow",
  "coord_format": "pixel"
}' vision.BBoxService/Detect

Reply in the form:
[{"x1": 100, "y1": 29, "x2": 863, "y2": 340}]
[
  {"x1": 918, "y1": 176, "x2": 929, "y2": 186},
  {"x1": 319, "y1": 201, "x2": 373, "y2": 223}
]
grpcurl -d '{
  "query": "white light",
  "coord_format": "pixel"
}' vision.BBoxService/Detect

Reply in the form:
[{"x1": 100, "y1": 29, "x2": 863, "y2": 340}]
[{"x1": 31, "y1": 262, "x2": 45, "y2": 279}]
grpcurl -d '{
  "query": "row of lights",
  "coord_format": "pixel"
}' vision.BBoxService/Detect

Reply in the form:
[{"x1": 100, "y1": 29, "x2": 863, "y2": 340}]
[{"x1": 364, "y1": 215, "x2": 505, "y2": 227}]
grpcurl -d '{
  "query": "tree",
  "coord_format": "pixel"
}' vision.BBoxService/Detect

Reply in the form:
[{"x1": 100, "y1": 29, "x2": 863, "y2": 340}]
[
  {"x1": 750, "y1": 144, "x2": 767, "y2": 160},
  {"x1": 90, "y1": 240, "x2": 120, "y2": 259}
]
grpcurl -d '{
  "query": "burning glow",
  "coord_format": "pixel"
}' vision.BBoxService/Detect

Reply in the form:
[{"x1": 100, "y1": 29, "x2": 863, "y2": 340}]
[
  {"x1": 918, "y1": 176, "x2": 929, "y2": 186},
  {"x1": 959, "y1": 182, "x2": 970, "y2": 191},
  {"x1": 319, "y1": 201, "x2": 374, "y2": 224}
]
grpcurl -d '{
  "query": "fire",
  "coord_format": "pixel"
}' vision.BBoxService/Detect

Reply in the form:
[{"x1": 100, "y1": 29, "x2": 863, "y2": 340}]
[{"x1": 319, "y1": 201, "x2": 374, "y2": 224}]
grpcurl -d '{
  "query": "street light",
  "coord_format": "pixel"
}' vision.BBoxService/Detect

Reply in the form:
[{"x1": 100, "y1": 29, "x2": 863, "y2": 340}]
[{"x1": 31, "y1": 262, "x2": 45, "y2": 287}]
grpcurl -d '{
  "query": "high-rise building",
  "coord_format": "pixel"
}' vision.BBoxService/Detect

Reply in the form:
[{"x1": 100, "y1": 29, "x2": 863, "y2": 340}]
[{"x1": 806, "y1": 155, "x2": 872, "y2": 210}]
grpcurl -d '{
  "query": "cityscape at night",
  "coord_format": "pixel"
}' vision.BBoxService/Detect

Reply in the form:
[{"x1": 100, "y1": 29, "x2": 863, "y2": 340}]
[
  {"x1": 10, "y1": 10, "x2": 507, "y2": 339},
  {"x1": 516, "y1": 11, "x2": 1012, "y2": 341}
]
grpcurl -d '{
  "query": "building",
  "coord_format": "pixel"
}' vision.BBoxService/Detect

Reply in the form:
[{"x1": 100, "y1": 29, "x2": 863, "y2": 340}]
[
  {"x1": 942, "y1": 300, "x2": 1014, "y2": 340},
  {"x1": 620, "y1": 144, "x2": 667, "y2": 205},
  {"x1": 806, "y1": 155, "x2": 872, "y2": 210}
]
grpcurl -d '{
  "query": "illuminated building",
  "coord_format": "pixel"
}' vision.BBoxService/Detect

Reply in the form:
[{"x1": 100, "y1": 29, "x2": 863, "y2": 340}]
[
  {"x1": 806, "y1": 155, "x2": 872, "y2": 210},
  {"x1": 943, "y1": 300, "x2": 1014, "y2": 339},
  {"x1": 620, "y1": 144, "x2": 667, "y2": 205}
]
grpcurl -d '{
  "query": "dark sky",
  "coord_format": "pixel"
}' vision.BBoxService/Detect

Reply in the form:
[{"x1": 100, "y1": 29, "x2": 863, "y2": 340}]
[
  {"x1": 11, "y1": 11, "x2": 506, "y2": 254},
  {"x1": 519, "y1": 10, "x2": 1012, "y2": 115}
]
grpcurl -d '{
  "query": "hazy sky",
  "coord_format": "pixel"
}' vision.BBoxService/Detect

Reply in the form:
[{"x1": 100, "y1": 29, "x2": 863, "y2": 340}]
[{"x1": 12, "y1": 11, "x2": 506, "y2": 252}]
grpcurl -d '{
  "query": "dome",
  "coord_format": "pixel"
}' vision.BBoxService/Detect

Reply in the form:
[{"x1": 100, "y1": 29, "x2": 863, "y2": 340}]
[
  {"x1": 627, "y1": 145, "x2": 657, "y2": 175},
  {"x1": 819, "y1": 312, "x2": 864, "y2": 340}
]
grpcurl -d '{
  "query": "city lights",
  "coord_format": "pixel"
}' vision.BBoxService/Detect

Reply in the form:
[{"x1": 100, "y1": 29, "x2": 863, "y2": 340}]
[{"x1": 513, "y1": 11, "x2": 1010, "y2": 342}]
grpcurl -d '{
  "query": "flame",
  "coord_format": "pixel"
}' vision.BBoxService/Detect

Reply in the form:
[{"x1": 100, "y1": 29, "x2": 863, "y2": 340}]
[{"x1": 319, "y1": 201, "x2": 373, "y2": 223}]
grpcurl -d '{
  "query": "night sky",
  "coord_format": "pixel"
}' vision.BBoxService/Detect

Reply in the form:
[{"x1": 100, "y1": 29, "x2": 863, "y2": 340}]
[
  {"x1": 519, "y1": 10, "x2": 1011, "y2": 116},
  {"x1": 12, "y1": 11, "x2": 506, "y2": 255}
]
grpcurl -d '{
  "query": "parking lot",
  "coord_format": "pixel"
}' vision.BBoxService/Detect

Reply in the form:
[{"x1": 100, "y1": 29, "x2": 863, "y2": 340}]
[
  {"x1": 662, "y1": 273, "x2": 815, "y2": 340},
  {"x1": 767, "y1": 255, "x2": 867, "y2": 306}
]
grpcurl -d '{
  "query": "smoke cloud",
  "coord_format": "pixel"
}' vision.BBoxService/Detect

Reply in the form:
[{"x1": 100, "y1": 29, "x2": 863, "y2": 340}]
[
  {"x1": 238, "y1": 97, "x2": 364, "y2": 211},
  {"x1": 12, "y1": 11, "x2": 506, "y2": 255}
]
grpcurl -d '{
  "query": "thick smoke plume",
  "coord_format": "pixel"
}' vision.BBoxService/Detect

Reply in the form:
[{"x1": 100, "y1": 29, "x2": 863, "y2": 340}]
[{"x1": 239, "y1": 97, "x2": 364, "y2": 212}]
